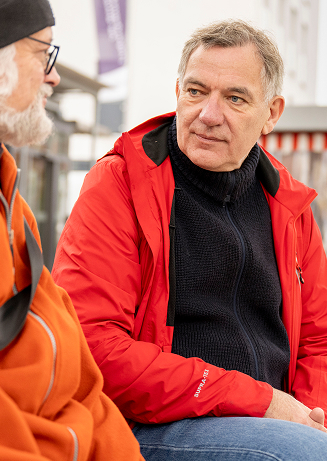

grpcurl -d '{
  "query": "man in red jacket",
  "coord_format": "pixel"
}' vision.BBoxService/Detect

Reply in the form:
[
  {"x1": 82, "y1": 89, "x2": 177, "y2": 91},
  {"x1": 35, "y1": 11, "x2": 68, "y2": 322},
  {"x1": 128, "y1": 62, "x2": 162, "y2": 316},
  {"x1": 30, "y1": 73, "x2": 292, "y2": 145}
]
[
  {"x1": 0, "y1": 0, "x2": 144, "y2": 459},
  {"x1": 53, "y1": 19, "x2": 327, "y2": 460}
]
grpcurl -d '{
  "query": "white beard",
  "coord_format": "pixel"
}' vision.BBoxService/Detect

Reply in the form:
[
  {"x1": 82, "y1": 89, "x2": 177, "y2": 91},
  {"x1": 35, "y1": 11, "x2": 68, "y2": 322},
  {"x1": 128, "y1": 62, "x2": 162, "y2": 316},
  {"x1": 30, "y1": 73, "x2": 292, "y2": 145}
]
[{"x1": 0, "y1": 84, "x2": 54, "y2": 147}]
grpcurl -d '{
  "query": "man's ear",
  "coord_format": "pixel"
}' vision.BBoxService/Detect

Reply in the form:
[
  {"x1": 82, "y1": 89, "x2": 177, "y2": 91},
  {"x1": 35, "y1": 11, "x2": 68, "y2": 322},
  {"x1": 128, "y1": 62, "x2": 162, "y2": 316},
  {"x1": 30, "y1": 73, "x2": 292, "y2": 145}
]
[
  {"x1": 175, "y1": 78, "x2": 181, "y2": 99},
  {"x1": 261, "y1": 96, "x2": 285, "y2": 135}
]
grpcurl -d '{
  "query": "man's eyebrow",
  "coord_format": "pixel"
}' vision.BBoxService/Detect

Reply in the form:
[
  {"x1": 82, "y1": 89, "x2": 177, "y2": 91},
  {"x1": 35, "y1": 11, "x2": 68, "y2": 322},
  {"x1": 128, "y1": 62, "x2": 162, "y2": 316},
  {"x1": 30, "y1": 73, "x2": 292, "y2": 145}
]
[
  {"x1": 182, "y1": 78, "x2": 208, "y2": 89},
  {"x1": 182, "y1": 80, "x2": 255, "y2": 99}
]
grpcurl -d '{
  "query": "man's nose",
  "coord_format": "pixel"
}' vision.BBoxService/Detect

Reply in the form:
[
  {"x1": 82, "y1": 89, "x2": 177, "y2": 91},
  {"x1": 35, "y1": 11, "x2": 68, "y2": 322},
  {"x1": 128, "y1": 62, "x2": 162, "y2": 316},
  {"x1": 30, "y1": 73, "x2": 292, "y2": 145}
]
[
  {"x1": 45, "y1": 66, "x2": 60, "y2": 87},
  {"x1": 199, "y1": 96, "x2": 224, "y2": 126}
]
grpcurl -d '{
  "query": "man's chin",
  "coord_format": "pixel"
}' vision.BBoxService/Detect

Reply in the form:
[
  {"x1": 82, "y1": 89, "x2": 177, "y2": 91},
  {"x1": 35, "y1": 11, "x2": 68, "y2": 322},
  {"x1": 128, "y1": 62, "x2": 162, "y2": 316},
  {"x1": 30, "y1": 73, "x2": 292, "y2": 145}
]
[{"x1": 0, "y1": 102, "x2": 54, "y2": 147}]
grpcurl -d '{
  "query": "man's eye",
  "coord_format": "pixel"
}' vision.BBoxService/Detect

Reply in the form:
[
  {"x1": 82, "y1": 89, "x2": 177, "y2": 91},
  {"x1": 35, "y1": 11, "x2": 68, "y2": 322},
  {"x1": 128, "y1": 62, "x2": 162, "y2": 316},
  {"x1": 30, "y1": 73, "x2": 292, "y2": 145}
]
[
  {"x1": 189, "y1": 89, "x2": 199, "y2": 96},
  {"x1": 231, "y1": 96, "x2": 242, "y2": 103}
]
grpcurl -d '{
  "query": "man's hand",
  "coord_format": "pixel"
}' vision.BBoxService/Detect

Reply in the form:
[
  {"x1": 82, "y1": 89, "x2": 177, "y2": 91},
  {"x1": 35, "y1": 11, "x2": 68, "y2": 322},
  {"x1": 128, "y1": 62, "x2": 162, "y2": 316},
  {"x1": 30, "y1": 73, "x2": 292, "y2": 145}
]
[
  {"x1": 264, "y1": 388, "x2": 327, "y2": 433},
  {"x1": 309, "y1": 407, "x2": 325, "y2": 426}
]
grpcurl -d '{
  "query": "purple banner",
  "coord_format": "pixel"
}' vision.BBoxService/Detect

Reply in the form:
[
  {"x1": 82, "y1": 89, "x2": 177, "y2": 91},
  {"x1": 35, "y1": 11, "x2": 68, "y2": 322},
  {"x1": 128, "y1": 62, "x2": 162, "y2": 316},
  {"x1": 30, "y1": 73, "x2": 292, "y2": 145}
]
[{"x1": 94, "y1": 0, "x2": 127, "y2": 74}]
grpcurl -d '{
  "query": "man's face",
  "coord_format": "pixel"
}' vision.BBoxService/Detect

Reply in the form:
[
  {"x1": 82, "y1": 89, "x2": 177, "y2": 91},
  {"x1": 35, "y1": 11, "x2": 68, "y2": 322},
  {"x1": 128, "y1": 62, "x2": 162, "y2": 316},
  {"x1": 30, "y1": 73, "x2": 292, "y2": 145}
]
[
  {"x1": 0, "y1": 27, "x2": 60, "y2": 147},
  {"x1": 5, "y1": 26, "x2": 60, "y2": 111},
  {"x1": 175, "y1": 44, "x2": 284, "y2": 172}
]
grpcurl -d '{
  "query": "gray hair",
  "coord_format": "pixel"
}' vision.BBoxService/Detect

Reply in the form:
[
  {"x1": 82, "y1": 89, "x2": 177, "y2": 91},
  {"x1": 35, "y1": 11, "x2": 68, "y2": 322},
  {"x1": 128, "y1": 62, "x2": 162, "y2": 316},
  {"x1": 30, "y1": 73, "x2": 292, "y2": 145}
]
[
  {"x1": 178, "y1": 19, "x2": 284, "y2": 102},
  {"x1": 0, "y1": 43, "x2": 18, "y2": 100}
]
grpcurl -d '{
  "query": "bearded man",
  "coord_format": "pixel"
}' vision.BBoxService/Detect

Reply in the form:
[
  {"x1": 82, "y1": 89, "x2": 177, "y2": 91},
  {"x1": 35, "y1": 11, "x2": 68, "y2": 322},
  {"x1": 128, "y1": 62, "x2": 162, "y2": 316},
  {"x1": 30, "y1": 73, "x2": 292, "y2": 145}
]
[{"x1": 0, "y1": 1, "x2": 144, "y2": 459}]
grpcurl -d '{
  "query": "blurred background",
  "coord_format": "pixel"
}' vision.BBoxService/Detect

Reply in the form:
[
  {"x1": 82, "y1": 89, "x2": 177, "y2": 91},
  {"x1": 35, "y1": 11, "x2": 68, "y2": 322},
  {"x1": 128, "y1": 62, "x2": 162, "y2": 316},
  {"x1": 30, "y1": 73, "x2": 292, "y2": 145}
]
[{"x1": 7, "y1": 0, "x2": 327, "y2": 269}]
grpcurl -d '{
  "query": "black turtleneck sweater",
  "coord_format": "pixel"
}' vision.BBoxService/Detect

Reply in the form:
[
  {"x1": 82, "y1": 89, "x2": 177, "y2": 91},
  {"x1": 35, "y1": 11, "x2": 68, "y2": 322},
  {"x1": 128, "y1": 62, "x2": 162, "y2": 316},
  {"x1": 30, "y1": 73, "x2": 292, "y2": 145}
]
[{"x1": 168, "y1": 119, "x2": 290, "y2": 390}]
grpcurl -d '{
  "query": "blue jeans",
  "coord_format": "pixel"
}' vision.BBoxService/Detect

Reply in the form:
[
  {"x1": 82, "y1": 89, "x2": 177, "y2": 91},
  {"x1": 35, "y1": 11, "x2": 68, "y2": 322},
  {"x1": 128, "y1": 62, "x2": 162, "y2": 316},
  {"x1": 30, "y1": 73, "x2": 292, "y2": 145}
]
[{"x1": 132, "y1": 417, "x2": 327, "y2": 460}]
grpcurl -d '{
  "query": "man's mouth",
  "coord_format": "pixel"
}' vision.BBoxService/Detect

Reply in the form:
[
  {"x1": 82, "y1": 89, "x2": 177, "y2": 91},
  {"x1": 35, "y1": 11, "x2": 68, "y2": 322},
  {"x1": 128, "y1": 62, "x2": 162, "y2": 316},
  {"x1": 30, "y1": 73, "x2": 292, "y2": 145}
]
[{"x1": 195, "y1": 133, "x2": 225, "y2": 142}]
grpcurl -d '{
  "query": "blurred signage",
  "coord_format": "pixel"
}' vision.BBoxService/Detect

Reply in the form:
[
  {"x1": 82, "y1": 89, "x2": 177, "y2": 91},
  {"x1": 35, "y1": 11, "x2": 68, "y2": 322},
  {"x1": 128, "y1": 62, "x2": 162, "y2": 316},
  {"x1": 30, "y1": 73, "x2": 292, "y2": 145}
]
[{"x1": 94, "y1": 0, "x2": 127, "y2": 74}]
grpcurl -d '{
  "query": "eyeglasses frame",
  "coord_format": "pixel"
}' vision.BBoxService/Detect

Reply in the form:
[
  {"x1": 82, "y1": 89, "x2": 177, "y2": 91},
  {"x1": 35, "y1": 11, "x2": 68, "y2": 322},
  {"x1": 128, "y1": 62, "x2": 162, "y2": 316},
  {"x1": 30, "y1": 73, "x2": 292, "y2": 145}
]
[{"x1": 26, "y1": 36, "x2": 60, "y2": 75}]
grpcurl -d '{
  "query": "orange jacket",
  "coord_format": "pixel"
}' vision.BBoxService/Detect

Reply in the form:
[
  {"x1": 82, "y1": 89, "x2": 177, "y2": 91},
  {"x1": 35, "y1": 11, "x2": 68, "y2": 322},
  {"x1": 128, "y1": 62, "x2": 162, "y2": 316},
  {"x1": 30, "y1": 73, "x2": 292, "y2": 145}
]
[
  {"x1": 0, "y1": 144, "x2": 144, "y2": 460},
  {"x1": 53, "y1": 113, "x2": 327, "y2": 426}
]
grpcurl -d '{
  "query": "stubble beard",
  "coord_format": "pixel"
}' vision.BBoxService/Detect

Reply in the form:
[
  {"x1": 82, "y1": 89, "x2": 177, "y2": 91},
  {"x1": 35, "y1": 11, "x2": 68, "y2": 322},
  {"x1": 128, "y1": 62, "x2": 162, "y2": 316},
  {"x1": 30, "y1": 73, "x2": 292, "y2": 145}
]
[{"x1": 0, "y1": 84, "x2": 54, "y2": 148}]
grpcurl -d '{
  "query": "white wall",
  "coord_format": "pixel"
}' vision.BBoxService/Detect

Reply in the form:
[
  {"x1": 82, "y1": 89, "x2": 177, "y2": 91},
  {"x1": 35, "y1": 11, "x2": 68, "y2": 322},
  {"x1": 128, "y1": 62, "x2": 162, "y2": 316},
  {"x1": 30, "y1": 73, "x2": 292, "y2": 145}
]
[
  {"x1": 316, "y1": 0, "x2": 327, "y2": 105},
  {"x1": 50, "y1": 0, "x2": 99, "y2": 78}
]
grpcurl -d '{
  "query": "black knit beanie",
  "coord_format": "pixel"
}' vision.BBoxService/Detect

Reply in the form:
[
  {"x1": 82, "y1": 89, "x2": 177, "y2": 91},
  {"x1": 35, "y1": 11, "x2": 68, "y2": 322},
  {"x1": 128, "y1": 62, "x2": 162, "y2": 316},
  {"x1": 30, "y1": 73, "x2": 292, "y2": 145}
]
[{"x1": 0, "y1": 0, "x2": 55, "y2": 49}]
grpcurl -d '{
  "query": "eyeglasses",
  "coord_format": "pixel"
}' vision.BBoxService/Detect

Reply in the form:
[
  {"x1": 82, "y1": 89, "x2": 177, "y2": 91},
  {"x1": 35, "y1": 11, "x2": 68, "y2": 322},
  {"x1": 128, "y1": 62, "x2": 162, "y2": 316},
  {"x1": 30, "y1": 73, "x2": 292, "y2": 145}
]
[{"x1": 27, "y1": 36, "x2": 60, "y2": 75}]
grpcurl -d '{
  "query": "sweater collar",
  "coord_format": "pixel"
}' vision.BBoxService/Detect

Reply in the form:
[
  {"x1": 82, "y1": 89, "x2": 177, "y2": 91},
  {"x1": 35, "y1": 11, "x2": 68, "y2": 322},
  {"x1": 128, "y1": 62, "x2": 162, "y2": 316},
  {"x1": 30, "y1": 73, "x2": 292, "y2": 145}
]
[{"x1": 168, "y1": 117, "x2": 260, "y2": 204}]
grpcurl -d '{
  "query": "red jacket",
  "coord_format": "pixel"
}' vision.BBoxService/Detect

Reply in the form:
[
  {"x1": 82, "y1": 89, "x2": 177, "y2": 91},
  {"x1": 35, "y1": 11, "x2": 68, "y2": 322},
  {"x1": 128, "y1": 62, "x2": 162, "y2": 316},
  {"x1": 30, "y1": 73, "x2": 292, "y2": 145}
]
[
  {"x1": 0, "y1": 144, "x2": 144, "y2": 460},
  {"x1": 53, "y1": 113, "x2": 327, "y2": 426}
]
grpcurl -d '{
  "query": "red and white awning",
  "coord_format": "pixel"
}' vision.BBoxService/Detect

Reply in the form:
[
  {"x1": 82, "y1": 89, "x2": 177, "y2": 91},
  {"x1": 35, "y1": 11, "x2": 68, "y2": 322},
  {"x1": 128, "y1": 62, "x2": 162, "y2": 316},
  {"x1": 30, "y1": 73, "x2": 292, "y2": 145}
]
[{"x1": 259, "y1": 132, "x2": 327, "y2": 154}]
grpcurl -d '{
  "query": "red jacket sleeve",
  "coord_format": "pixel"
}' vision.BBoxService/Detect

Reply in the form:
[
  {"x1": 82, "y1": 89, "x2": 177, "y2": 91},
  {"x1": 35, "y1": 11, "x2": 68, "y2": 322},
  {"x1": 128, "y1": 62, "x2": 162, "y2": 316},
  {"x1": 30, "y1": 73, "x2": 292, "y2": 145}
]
[{"x1": 52, "y1": 155, "x2": 273, "y2": 424}]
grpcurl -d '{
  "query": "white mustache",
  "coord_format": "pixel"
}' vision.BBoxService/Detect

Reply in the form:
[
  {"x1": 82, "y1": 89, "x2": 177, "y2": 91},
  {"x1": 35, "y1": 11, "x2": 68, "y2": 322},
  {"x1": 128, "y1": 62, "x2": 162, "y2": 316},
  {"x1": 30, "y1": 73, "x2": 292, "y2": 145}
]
[{"x1": 39, "y1": 84, "x2": 53, "y2": 99}]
